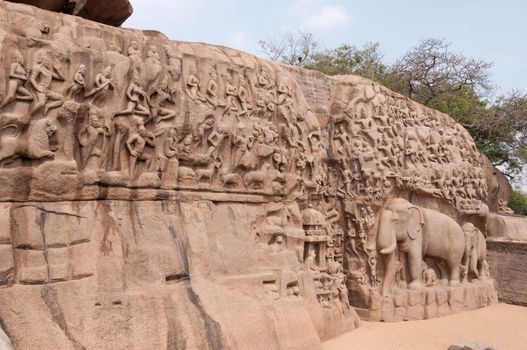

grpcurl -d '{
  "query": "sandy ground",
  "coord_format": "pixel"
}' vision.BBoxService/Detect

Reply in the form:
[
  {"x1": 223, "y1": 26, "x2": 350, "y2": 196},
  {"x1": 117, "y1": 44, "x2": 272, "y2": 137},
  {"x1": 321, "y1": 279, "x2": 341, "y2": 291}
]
[{"x1": 323, "y1": 303, "x2": 527, "y2": 350}]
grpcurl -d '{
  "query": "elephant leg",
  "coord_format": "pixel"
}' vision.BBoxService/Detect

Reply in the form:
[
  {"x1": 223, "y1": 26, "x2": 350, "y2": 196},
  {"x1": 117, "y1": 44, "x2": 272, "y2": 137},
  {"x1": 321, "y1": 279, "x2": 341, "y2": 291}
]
[
  {"x1": 477, "y1": 259, "x2": 488, "y2": 280},
  {"x1": 407, "y1": 250, "x2": 423, "y2": 290},
  {"x1": 381, "y1": 252, "x2": 396, "y2": 297},
  {"x1": 437, "y1": 260, "x2": 449, "y2": 286},
  {"x1": 449, "y1": 263, "x2": 461, "y2": 287},
  {"x1": 398, "y1": 252, "x2": 408, "y2": 288},
  {"x1": 470, "y1": 253, "x2": 479, "y2": 279}
]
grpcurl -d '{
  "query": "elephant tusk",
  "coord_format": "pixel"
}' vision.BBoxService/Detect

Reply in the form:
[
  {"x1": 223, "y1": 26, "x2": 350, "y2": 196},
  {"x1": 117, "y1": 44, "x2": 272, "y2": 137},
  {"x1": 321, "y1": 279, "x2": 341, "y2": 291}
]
[{"x1": 380, "y1": 239, "x2": 397, "y2": 255}]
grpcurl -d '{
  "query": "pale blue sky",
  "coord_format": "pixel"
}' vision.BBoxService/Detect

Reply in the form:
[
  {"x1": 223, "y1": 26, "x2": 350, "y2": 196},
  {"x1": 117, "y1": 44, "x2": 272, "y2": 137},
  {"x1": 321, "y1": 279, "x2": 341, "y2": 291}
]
[{"x1": 124, "y1": 0, "x2": 527, "y2": 95}]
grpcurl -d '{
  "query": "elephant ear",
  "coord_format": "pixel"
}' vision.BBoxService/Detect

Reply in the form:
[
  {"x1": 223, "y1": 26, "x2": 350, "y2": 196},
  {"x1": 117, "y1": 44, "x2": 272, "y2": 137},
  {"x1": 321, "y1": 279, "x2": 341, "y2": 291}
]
[{"x1": 407, "y1": 206, "x2": 423, "y2": 240}]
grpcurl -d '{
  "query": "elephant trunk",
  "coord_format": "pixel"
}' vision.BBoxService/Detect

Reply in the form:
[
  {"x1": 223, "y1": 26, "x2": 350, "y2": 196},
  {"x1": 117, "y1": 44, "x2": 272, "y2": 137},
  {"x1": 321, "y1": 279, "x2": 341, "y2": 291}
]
[
  {"x1": 377, "y1": 209, "x2": 397, "y2": 296},
  {"x1": 381, "y1": 251, "x2": 395, "y2": 296},
  {"x1": 380, "y1": 240, "x2": 396, "y2": 255},
  {"x1": 377, "y1": 210, "x2": 396, "y2": 255}
]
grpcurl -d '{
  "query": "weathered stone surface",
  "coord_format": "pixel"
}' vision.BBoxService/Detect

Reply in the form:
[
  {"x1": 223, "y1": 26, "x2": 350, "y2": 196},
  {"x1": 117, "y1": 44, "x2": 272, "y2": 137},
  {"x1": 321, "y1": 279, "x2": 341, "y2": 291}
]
[
  {"x1": 0, "y1": 1, "x2": 510, "y2": 348},
  {"x1": 487, "y1": 213, "x2": 527, "y2": 241},
  {"x1": 487, "y1": 239, "x2": 527, "y2": 306},
  {"x1": 6, "y1": 0, "x2": 133, "y2": 26},
  {"x1": 481, "y1": 153, "x2": 511, "y2": 212},
  {"x1": 0, "y1": 200, "x2": 329, "y2": 349}
]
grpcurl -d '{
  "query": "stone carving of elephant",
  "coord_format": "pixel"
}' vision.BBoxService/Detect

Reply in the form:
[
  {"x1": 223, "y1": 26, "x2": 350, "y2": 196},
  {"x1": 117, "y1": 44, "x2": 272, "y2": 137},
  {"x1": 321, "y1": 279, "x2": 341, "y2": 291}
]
[
  {"x1": 461, "y1": 223, "x2": 489, "y2": 281},
  {"x1": 377, "y1": 198, "x2": 465, "y2": 296}
]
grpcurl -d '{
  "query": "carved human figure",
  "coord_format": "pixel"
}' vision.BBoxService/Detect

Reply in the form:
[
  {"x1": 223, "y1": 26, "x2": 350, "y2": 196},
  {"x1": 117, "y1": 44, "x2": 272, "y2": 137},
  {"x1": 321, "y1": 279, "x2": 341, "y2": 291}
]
[
  {"x1": 185, "y1": 65, "x2": 206, "y2": 102},
  {"x1": 237, "y1": 77, "x2": 250, "y2": 117},
  {"x1": 111, "y1": 116, "x2": 135, "y2": 171},
  {"x1": 336, "y1": 274, "x2": 351, "y2": 311},
  {"x1": 197, "y1": 114, "x2": 216, "y2": 147},
  {"x1": 85, "y1": 66, "x2": 114, "y2": 105},
  {"x1": 422, "y1": 261, "x2": 437, "y2": 287},
  {"x1": 157, "y1": 127, "x2": 179, "y2": 188},
  {"x1": 222, "y1": 74, "x2": 238, "y2": 116},
  {"x1": 29, "y1": 50, "x2": 65, "y2": 115},
  {"x1": 270, "y1": 234, "x2": 284, "y2": 253},
  {"x1": 205, "y1": 68, "x2": 219, "y2": 107},
  {"x1": 307, "y1": 133, "x2": 327, "y2": 185},
  {"x1": 114, "y1": 72, "x2": 150, "y2": 117},
  {"x1": 258, "y1": 67, "x2": 275, "y2": 90},
  {"x1": 304, "y1": 250, "x2": 317, "y2": 271},
  {"x1": 145, "y1": 45, "x2": 162, "y2": 83},
  {"x1": 128, "y1": 40, "x2": 143, "y2": 74},
  {"x1": 64, "y1": 64, "x2": 86, "y2": 100},
  {"x1": 77, "y1": 106, "x2": 110, "y2": 170},
  {"x1": 54, "y1": 101, "x2": 81, "y2": 161},
  {"x1": 177, "y1": 132, "x2": 195, "y2": 162},
  {"x1": 277, "y1": 80, "x2": 293, "y2": 121},
  {"x1": 282, "y1": 113, "x2": 304, "y2": 173},
  {"x1": 0, "y1": 50, "x2": 33, "y2": 108},
  {"x1": 232, "y1": 124, "x2": 256, "y2": 170},
  {"x1": 126, "y1": 124, "x2": 155, "y2": 178},
  {"x1": 148, "y1": 77, "x2": 176, "y2": 123}
]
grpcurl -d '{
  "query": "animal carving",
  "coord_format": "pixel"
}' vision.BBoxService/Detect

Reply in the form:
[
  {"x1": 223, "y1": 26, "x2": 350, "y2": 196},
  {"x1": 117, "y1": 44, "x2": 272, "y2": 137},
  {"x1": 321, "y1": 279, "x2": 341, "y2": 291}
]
[
  {"x1": 244, "y1": 163, "x2": 271, "y2": 189},
  {"x1": 0, "y1": 118, "x2": 57, "y2": 163},
  {"x1": 178, "y1": 166, "x2": 196, "y2": 182},
  {"x1": 377, "y1": 198, "x2": 465, "y2": 296},
  {"x1": 219, "y1": 167, "x2": 242, "y2": 188},
  {"x1": 195, "y1": 159, "x2": 220, "y2": 185},
  {"x1": 422, "y1": 262, "x2": 437, "y2": 287},
  {"x1": 461, "y1": 223, "x2": 489, "y2": 281}
]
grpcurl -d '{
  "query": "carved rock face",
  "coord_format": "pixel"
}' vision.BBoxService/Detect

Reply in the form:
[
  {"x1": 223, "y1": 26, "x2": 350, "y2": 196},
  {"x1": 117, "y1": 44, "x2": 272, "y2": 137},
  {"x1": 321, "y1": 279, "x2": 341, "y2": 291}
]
[{"x1": 0, "y1": 2, "x2": 501, "y2": 349}]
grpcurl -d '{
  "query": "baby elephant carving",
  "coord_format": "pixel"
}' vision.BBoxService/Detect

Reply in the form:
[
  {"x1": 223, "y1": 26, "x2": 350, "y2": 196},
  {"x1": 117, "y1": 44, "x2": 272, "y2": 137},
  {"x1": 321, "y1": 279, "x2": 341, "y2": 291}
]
[{"x1": 0, "y1": 118, "x2": 57, "y2": 163}]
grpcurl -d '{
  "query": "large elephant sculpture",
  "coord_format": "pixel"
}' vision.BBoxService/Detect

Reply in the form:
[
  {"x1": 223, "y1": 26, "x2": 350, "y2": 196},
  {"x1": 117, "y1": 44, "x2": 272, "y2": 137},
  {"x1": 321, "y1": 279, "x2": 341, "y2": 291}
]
[
  {"x1": 461, "y1": 223, "x2": 489, "y2": 281},
  {"x1": 377, "y1": 198, "x2": 465, "y2": 296}
]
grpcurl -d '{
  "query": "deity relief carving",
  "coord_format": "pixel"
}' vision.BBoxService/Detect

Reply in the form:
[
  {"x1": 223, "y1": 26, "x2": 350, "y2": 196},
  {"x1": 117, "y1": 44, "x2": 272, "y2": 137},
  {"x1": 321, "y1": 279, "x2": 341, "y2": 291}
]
[{"x1": 0, "y1": 17, "x2": 496, "y2": 327}]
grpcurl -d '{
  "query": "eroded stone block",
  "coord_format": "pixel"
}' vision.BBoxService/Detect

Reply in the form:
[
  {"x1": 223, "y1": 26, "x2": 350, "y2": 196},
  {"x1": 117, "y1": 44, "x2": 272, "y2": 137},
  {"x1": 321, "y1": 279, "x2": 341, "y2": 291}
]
[
  {"x1": 16, "y1": 249, "x2": 48, "y2": 283},
  {"x1": 0, "y1": 244, "x2": 15, "y2": 286}
]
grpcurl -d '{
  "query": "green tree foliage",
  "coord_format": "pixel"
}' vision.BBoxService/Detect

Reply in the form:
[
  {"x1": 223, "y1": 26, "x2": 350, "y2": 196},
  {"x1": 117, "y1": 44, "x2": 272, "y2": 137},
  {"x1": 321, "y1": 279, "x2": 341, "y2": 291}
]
[
  {"x1": 508, "y1": 190, "x2": 527, "y2": 215},
  {"x1": 303, "y1": 42, "x2": 386, "y2": 80}
]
